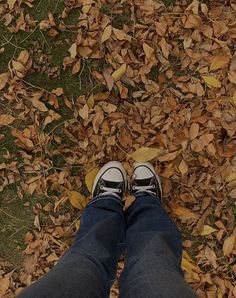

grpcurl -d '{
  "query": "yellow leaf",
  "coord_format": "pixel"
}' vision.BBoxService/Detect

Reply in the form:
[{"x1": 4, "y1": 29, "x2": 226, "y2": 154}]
[
  {"x1": 210, "y1": 55, "x2": 230, "y2": 71},
  {"x1": 0, "y1": 72, "x2": 9, "y2": 90},
  {"x1": 75, "y1": 219, "x2": 81, "y2": 230},
  {"x1": 68, "y1": 42, "x2": 77, "y2": 59},
  {"x1": 0, "y1": 114, "x2": 15, "y2": 126},
  {"x1": 85, "y1": 168, "x2": 99, "y2": 192},
  {"x1": 202, "y1": 75, "x2": 221, "y2": 88},
  {"x1": 200, "y1": 225, "x2": 218, "y2": 236},
  {"x1": 7, "y1": 0, "x2": 17, "y2": 10},
  {"x1": 223, "y1": 235, "x2": 235, "y2": 256},
  {"x1": 171, "y1": 203, "x2": 198, "y2": 220},
  {"x1": 87, "y1": 94, "x2": 94, "y2": 109},
  {"x1": 112, "y1": 64, "x2": 127, "y2": 82},
  {"x1": 101, "y1": 25, "x2": 112, "y2": 43},
  {"x1": 143, "y1": 43, "x2": 154, "y2": 59},
  {"x1": 68, "y1": 191, "x2": 88, "y2": 210},
  {"x1": 130, "y1": 147, "x2": 162, "y2": 163}
]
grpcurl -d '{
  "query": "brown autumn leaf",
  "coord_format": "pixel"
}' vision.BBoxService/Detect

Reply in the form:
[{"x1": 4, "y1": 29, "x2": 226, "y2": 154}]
[
  {"x1": 143, "y1": 43, "x2": 154, "y2": 59},
  {"x1": 0, "y1": 114, "x2": 15, "y2": 126},
  {"x1": 158, "y1": 149, "x2": 182, "y2": 162},
  {"x1": 179, "y1": 159, "x2": 188, "y2": 175},
  {"x1": 103, "y1": 69, "x2": 114, "y2": 92},
  {"x1": 72, "y1": 60, "x2": 81, "y2": 75},
  {"x1": 171, "y1": 203, "x2": 198, "y2": 221},
  {"x1": 189, "y1": 123, "x2": 200, "y2": 140},
  {"x1": 223, "y1": 235, "x2": 235, "y2": 256},
  {"x1": 0, "y1": 72, "x2": 9, "y2": 90},
  {"x1": 210, "y1": 55, "x2": 230, "y2": 71}
]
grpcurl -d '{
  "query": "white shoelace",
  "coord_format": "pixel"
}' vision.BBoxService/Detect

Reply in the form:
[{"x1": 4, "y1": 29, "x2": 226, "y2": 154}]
[
  {"x1": 100, "y1": 185, "x2": 122, "y2": 193},
  {"x1": 132, "y1": 184, "x2": 155, "y2": 192}
]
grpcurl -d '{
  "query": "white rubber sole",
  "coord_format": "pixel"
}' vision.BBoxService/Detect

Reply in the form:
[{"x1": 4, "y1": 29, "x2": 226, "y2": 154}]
[
  {"x1": 92, "y1": 161, "x2": 128, "y2": 195},
  {"x1": 133, "y1": 162, "x2": 163, "y2": 198}
]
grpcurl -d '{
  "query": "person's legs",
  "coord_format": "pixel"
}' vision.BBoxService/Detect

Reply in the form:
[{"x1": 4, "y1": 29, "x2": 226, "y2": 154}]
[
  {"x1": 120, "y1": 163, "x2": 197, "y2": 298},
  {"x1": 18, "y1": 162, "x2": 127, "y2": 298}
]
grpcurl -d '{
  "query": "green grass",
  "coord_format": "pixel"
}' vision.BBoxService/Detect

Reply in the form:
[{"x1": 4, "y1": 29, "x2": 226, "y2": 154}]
[{"x1": 0, "y1": 184, "x2": 46, "y2": 264}]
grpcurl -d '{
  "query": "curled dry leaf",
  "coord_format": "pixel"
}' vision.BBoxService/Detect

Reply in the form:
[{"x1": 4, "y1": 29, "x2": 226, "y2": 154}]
[
  {"x1": 85, "y1": 168, "x2": 99, "y2": 192},
  {"x1": 68, "y1": 191, "x2": 88, "y2": 210},
  {"x1": 129, "y1": 147, "x2": 162, "y2": 163}
]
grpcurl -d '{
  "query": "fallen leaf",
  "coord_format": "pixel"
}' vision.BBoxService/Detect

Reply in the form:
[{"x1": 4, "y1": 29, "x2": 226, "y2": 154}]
[
  {"x1": 143, "y1": 43, "x2": 154, "y2": 59},
  {"x1": 78, "y1": 104, "x2": 89, "y2": 120},
  {"x1": 101, "y1": 25, "x2": 112, "y2": 43},
  {"x1": 130, "y1": 147, "x2": 162, "y2": 163},
  {"x1": 202, "y1": 75, "x2": 221, "y2": 88},
  {"x1": 0, "y1": 72, "x2": 9, "y2": 90},
  {"x1": 210, "y1": 55, "x2": 230, "y2": 71},
  {"x1": 52, "y1": 88, "x2": 64, "y2": 96},
  {"x1": 87, "y1": 94, "x2": 94, "y2": 109},
  {"x1": 179, "y1": 159, "x2": 188, "y2": 175},
  {"x1": 85, "y1": 168, "x2": 99, "y2": 192},
  {"x1": 103, "y1": 69, "x2": 114, "y2": 91},
  {"x1": 200, "y1": 225, "x2": 218, "y2": 236},
  {"x1": 205, "y1": 246, "x2": 217, "y2": 269},
  {"x1": 31, "y1": 98, "x2": 48, "y2": 112},
  {"x1": 223, "y1": 235, "x2": 235, "y2": 256},
  {"x1": 158, "y1": 149, "x2": 182, "y2": 162},
  {"x1": 0, "y1": 114, "x2": 15, "y2": 126},
  {"x1": 171, "y1": 203, "x2": 198, "y2": 220},
  {"x1": 113, "y1": 28, "x2": 131, "y2": 42},
  {"x1": 68, "y1": 191, "x2": 88, "y2": 210},
  {"x1": 112, "y1": 64, "x2": 127, "y2": 82},
  {"x1": 0, "y1": 276, "x2": 10, "y2": 297},
  {"x1": 68, "y1": 42, "x2": 77, "y2": 59},
  {"x1": 7, "y1": 0, "x2": 17, "y2": 10},
  {"x1": 189, "y1": 123, "x2": 199, "y2": 140},
  {"x1": 232, "y1": 91, "x2": 236, "y2": 105},
  {"x1": 75, "y1": 219, "x2": 80, "y2": 230},
  {"x1": 72, "y1": 60, "x2": 81, "y2": 75}
]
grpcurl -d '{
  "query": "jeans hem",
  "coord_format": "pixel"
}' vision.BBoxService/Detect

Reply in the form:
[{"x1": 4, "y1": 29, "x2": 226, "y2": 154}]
[{"x1": 88, "y1": 195, "x2": 124, "y2": 207}]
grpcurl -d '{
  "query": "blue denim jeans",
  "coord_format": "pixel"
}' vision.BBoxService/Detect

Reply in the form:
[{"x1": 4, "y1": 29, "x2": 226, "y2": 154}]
[{"x1": 18, "y1": 193, "x2": 197, "y2": 298}]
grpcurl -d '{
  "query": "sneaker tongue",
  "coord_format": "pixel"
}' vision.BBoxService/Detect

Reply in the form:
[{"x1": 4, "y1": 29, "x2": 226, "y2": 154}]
[
  {"x1": 102, "y1": 180, "x2": 121, "y2": 189},
  {"x1": 133, "y1": 178, "x2": 153, "y2": 187}
]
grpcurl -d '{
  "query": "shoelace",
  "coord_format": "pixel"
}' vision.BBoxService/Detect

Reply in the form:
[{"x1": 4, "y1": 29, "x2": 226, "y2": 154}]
[
  {"x1": 132, "y1": 184, "x2": 155, "y2": 192},
  {"x1": 100, "y1": 185, "x2": 122, "y2": 193}
]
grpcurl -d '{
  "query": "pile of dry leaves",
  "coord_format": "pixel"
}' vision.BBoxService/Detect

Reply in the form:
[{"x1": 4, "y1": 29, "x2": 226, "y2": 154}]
[{"x1": 0, "y1": 0, "x2": 236, "y2": 297}]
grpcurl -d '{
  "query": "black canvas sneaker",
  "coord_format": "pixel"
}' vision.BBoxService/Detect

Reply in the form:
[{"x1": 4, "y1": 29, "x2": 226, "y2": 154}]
[
  {"x1": 92, "y1": 161, "x2": 127, "y2": 200},
  {"x1": 130, "y1": 162, "x2": 162, "y2": 201}
]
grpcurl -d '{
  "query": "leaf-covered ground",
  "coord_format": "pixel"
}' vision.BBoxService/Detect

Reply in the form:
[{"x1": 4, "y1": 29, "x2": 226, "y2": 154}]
[{"x1": 0, "y1": 0, "x2": 236, "y2": 297}]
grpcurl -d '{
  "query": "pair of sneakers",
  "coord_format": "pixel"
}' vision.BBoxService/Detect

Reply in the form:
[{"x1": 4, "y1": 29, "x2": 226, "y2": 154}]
[{"x1": 92, "y1": 161, "x2": 162, "y2": 202}]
